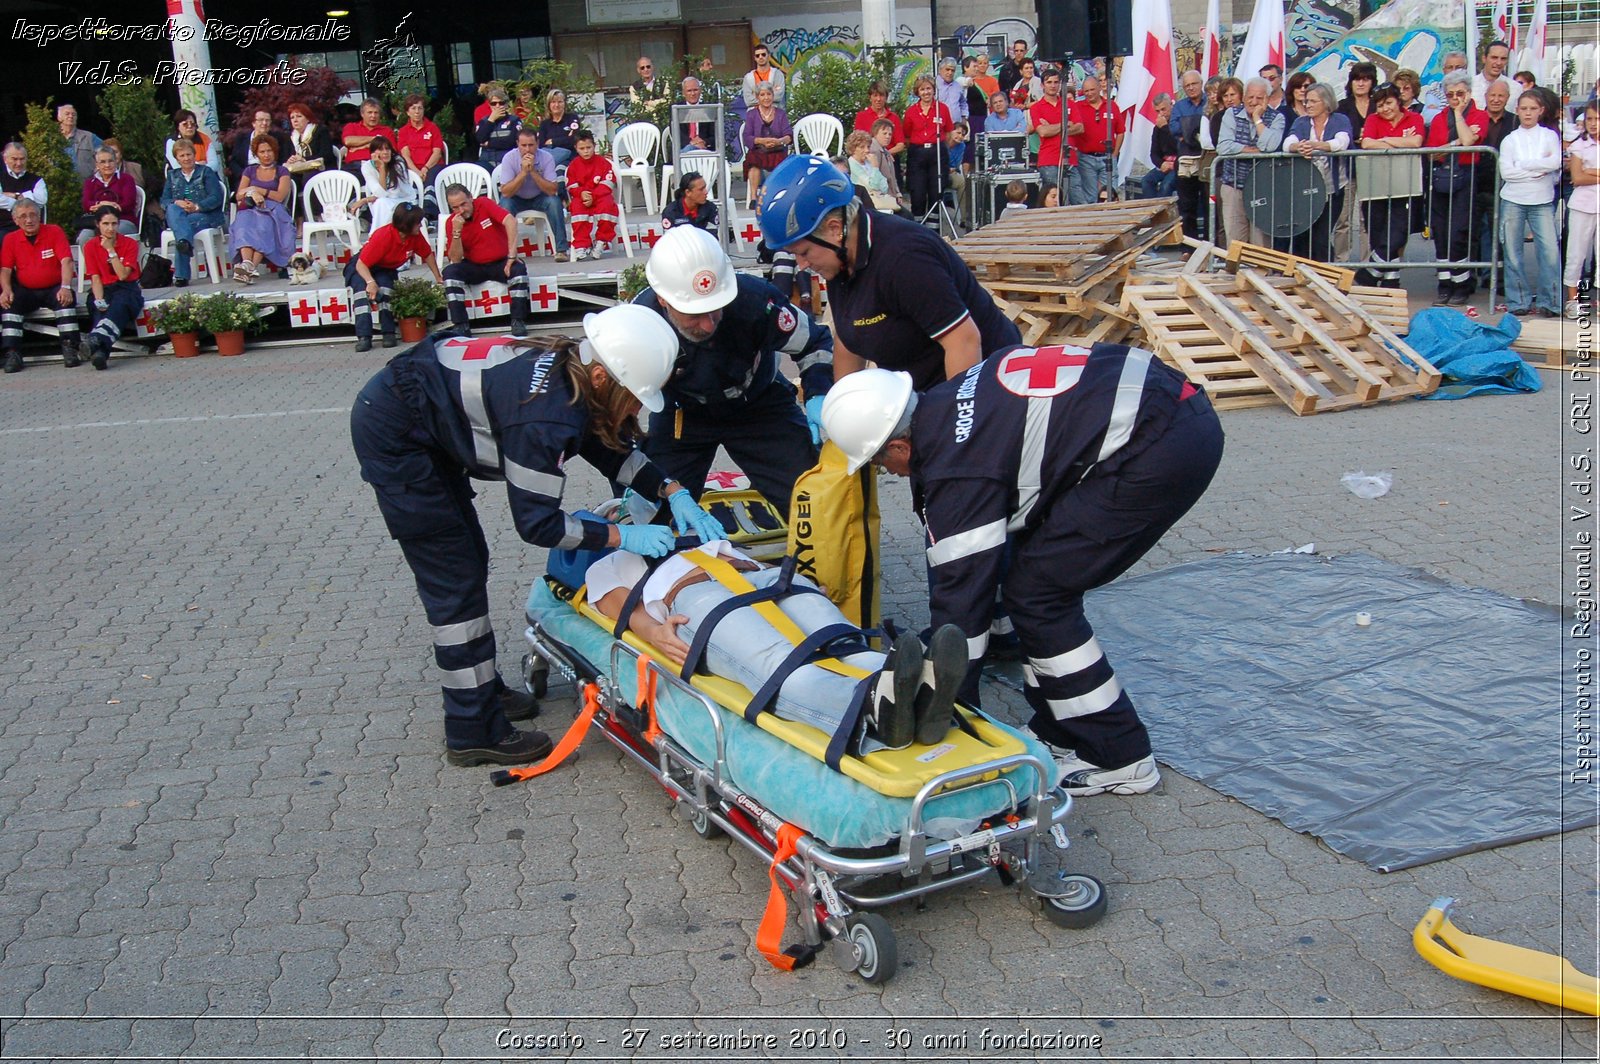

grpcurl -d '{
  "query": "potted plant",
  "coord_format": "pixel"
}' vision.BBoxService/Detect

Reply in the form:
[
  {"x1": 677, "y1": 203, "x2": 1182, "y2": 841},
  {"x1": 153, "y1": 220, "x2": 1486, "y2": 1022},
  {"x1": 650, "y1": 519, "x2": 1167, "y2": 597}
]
[
  {"x1": 147, "y1": 293, "x2": 205, "y2": 357},
  {"x1": 195, "y1": 291, "x2": 263, "y2": 356},
  {"x1": 390, "y1": 277, "x2": 446, "y2": 342},
  {"x1": 617, "y1": 262, "x2": 648, "y2": 303}
]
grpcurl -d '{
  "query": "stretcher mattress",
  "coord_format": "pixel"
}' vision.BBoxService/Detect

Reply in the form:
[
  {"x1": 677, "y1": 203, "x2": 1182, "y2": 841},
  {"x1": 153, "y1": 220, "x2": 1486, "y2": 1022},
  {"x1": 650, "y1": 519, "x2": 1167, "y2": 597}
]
[{"x1": 528, "y1": 579, "x2": 1056, "y2": 850}]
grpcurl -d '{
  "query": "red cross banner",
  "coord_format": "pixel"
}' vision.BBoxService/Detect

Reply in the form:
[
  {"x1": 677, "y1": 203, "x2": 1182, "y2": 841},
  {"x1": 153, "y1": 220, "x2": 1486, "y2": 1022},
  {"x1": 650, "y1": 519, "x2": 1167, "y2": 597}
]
[
  {"x1": 529, "y1": 280, "x2": 559, "y2": 313},
  {"x1": 1114, "y1": 0, "x2": 1176, "y2": 183},
  {"x1": 995, "y1": 345, "x2": 1092, "y2": 398},
  {"x1": 288, "y1": 295, "x2": 322, "y2": 328},
  {"x1": 739, "y1": 221, "x2": 762, "y2": 249},
  {"x1": 467, "y1": 283, "x2": 507, "y2": 320},
  {"x1": 317, "y1": 289, "x2": 350, "y2": 325},
  {"x1": 133, "y1": 306, "x2": 159, "y2": 337}
]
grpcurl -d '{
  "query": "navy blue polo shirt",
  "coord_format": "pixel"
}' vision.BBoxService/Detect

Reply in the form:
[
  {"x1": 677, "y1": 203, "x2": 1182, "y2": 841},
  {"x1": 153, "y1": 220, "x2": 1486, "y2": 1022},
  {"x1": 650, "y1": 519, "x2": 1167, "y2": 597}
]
[{"x1": 827, "y1": 210, "x2": 1020, "y2": 391}]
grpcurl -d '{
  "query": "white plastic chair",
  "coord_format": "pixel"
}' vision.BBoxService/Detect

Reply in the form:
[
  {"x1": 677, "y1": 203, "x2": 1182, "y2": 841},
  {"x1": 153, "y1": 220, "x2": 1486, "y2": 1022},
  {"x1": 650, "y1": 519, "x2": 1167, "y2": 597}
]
[
  {"x1": 610, "y1": 123, "x2": 662, "y2": 216},
  {"x1": 301, "y1": 170, "x2": 361, "y2": 261},
  {"x1": 157, "y1": 224, "x2": 224, "y2": 285},
  {"x1": 793, "y1": 113, "x2": 844, "y2": 159},
  {"x1": 661, "y1": 151, "x2": 724, "y2": 215},
  {"x1": 433, "y1": 162, "x2": 496, "y2": 211}
]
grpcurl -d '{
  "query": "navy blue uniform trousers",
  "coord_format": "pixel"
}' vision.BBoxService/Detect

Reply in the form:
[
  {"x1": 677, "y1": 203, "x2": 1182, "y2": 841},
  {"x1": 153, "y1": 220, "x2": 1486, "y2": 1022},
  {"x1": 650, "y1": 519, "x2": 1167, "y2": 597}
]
[
  {"x1": 350, "y1": 371, "x2": 513, "y2": 749},
  {"x1": 1002, "y1": 391, "x2": 1224, "y2": 769}
]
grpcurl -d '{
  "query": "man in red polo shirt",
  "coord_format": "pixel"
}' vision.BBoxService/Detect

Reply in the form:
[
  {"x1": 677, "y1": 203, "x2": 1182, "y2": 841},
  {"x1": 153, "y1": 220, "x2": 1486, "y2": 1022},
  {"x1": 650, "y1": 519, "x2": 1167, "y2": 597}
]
[
  {"x1": 1029, "y1": 68, "x2": 1072, "y2": 197},
  {"x1": 1068, "y1": 75, "x2": 1124, "y2": 205},
  {"x1": 341, "y1": 98, "x2": 395, "y2": 178},
  {"x1": 0, "y1": 198, "x2": 77, "y2": 372},
  {"x1": 442, "y1": 185, "x2": 531, "y2": 337}
]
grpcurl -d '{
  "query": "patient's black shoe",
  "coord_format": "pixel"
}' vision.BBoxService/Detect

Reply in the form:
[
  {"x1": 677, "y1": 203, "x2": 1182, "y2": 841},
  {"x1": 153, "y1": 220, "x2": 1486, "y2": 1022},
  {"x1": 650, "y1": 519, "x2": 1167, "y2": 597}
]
[
  {"x1": 916, "y1": 624, "x2": 968, "y2": 745},
  {"x1": 871, "y1": 633, "x2": 923, "y2": 750}
]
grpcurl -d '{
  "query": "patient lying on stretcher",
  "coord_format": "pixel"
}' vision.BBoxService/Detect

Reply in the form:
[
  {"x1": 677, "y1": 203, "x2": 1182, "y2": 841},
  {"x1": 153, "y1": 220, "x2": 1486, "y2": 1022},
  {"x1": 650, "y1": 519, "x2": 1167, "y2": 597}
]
[{"x1": 586, "y1": 540, "x2": 968, "y2": 752}]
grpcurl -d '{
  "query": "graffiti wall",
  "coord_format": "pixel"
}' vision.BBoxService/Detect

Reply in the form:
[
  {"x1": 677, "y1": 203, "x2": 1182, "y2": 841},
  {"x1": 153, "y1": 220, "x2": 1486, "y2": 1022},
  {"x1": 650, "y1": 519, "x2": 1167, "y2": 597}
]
[
  {"x1": 1293, "y1": 0, "x2": 1465, "y2": 87},
  {"x1": 1287, "y1": 0, "x2": 1357, "y2": 71},
  {"x1": 753, "y1": 11, "x2": 935, "y2": 98}
]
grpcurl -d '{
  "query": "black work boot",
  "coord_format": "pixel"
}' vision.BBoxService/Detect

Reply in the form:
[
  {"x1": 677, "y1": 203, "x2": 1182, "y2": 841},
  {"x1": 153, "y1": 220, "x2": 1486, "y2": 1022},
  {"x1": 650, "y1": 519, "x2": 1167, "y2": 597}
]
[
  {"x1": 869, "y1": 633, "x2": 924, "y2": 750},
  {"x1": 354, "y1": 335, "x2": 372, "y2": 352},
  {"x1": 496, "y1": 684, "x2": 541, "y2": 722},
  {"x1": 916, "y1": 624, "x2": 968, "y2": 746},
  {"x1": 3, "y1": 350, "x2": 21, "y2": 373},
  {"x1": 446, "y1": 728, "x2": 553, "y2": 767}
]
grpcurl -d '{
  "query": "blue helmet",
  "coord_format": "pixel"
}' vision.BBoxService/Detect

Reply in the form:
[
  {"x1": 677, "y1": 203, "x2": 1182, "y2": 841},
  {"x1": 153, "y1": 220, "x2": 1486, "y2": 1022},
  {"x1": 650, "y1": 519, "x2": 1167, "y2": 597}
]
[{"x1": 756, "y1": 155, "x2": 856, "y2": 249}]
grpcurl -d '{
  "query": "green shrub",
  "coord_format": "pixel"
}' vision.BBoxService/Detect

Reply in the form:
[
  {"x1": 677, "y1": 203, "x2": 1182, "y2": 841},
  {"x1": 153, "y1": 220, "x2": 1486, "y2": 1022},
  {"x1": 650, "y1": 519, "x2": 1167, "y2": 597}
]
[
  {"x1": 21, "y1": 100, "x2": 79, "y2": 226},
  {"x1": 147, "y1": 293, "x2": 205, "y2": 334},
  {"x1": 195, "y1": 291, "x2": 265, "y2": 334},
  {"x1": 617, "y1": 262, "x2": 648, "y2": 303},
  {"x1": 98, "y1": 79, "x2": 167, "y2": 175},
  {"x1": 389, "y1": 277, "x2": 446, "y2": 320},
  {"x1": 786, "y1": 45, "x2": 922, "y2": 131}
]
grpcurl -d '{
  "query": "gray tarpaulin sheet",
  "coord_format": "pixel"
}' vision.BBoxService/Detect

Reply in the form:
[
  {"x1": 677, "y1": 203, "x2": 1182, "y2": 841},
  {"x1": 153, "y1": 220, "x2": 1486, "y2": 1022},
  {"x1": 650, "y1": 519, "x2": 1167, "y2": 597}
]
[{"x1": 992, "y1": 553, "x2": 1584, "y2": 872}]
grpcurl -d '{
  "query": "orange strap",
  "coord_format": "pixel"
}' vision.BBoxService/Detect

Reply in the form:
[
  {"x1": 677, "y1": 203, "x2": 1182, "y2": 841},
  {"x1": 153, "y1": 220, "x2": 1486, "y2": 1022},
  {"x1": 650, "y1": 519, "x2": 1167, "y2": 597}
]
[
  {"x1": 635, "y1": 654, "x2": 663, "y2": 745},
  {"x1": 756, "y1": 821, "x2": 810, "y2": 970},
  {"x1": 499, "y1": 682, "x2": 602, "y2": 783}
]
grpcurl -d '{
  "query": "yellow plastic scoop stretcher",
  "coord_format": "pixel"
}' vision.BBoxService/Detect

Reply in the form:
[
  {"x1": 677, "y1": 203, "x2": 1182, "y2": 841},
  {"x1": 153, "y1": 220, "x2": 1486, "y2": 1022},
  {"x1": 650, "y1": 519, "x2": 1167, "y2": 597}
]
[{"x1": 1413, "y1": 897, "x2": 1600, "y2": 1016}]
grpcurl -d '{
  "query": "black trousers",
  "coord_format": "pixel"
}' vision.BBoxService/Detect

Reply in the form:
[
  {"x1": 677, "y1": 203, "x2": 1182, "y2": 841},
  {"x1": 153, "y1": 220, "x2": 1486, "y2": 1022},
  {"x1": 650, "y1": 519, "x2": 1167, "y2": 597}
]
[
  {"x1": 1430, "y1": 179, "x2": 1475, "y2": 292},
  {"x1": 350, "y1": 371, "x2": 513, "y2": 749},
  {"x1": 642, "y1": 380, "x2": 817, "y2": 520},
  {"x1": 906, "y1": 143, "x2": 945, "y2": 220},
  {"x1": 344, "y1": 260, "x2": 397, "y2": 339},
  {"x1": 1001, "y1": 392, "x2": 1225, "y2": 769},
  {"x1": 1363, "y1": 198, "x2": 1412, "y2": 281},
  {"x1": 1, "y1": 285, "x2": 78, "y2": 352}
]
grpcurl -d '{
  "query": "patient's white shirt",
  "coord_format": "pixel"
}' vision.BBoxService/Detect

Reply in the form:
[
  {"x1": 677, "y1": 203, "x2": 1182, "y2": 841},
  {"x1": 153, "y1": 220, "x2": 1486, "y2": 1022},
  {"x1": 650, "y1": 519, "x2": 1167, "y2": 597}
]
[{"x1": 585, "y1": 540, "x2": 756, "y2": 622}]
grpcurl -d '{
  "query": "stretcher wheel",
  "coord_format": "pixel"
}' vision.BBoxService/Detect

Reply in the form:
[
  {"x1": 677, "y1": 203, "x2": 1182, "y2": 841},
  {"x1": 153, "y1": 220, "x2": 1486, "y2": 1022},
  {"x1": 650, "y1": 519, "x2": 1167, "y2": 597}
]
[
  {"x1": 844, "y1": 913, "x2": 898, "y2": 984},
  {"x1": 521, "y1": 653, "x2": 548, "y2": 699},
  {"x1": 690, "y1": 806, "x2": 724, "y2": 840},
  {"x1": 1037, "y1": 873, "x2": 1107, "y2": 929}
]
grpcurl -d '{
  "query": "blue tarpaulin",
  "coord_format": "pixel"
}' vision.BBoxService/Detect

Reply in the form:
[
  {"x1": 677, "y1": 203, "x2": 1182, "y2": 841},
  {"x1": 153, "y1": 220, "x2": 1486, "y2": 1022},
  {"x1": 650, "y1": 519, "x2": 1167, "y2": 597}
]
[{"x1": 1405, "y1": 308, "x2": 1543, "y2": 399}]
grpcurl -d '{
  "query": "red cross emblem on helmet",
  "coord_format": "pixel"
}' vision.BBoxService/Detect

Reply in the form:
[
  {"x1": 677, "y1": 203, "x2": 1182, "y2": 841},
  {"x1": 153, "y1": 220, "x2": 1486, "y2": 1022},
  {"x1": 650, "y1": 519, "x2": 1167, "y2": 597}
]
[{"x1": 691, "y1": 268, "x2": 718, "y2": 295}]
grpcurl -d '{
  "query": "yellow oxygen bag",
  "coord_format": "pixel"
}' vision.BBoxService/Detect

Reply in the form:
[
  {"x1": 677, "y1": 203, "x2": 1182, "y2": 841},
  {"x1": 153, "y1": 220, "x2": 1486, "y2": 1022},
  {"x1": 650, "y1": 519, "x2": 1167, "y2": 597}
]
[{"x1": 787, "y1": 441, "x2": 881, "y2": 636}]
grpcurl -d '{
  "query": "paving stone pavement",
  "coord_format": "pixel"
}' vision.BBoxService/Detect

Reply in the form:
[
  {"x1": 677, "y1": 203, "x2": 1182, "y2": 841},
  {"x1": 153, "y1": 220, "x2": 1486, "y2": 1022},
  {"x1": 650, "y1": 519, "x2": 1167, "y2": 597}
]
[{"x1": 0, "y1": 342, "x2": 1594, "y2": 1062}]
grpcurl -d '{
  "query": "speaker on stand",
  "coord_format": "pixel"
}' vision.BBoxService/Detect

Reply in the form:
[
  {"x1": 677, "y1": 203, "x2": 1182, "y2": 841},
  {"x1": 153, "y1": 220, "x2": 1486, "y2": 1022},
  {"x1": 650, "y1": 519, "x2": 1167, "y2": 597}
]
[{"x1": 1034, "y1": 0, "x2": 1133, "y2": 61}]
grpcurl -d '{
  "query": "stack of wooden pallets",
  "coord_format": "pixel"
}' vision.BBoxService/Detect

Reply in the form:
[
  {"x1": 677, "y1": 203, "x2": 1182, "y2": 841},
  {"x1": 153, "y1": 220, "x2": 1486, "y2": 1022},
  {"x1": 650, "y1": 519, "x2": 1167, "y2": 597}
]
[
  {"x1": 953, "y1": 199, "x2": 1183, "y2": 347},
  {"x1": 1121, "y1": 260, "x2": 1440, "y2": 414}
]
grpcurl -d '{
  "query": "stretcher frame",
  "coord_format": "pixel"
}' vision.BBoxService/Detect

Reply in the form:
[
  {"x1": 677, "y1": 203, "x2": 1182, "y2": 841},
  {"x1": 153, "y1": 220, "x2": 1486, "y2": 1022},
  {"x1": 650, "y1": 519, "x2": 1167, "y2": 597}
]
[{"x1": 519, "y1": 613, "x2": 1105, "y2": 983}]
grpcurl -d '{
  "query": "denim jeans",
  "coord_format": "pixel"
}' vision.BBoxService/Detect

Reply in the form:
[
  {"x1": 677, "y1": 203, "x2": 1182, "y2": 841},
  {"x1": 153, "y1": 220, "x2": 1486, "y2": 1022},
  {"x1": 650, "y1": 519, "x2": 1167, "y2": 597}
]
[
  {"x1": 1038, "y1": 165, "x2": 1060, "y2": 195},
  {"x1": 1140, "y1": 166, "x2": 1177, "y2": 199},
  {"x1": 672, "y1": 569, "x2": 883, "y2": 736},
  {"x1": 166, "y1": 208, "x2": 225, "y2": 281},
  {"x1": 1070, "y1": 153, "x2": 1111, "y2": 205},
  {"x1": 1501, "y1": 199, "x2": 1561, "y2": 314},
  {"x1": 499, "y1": 192, "x2": 568, "y2": 252}
]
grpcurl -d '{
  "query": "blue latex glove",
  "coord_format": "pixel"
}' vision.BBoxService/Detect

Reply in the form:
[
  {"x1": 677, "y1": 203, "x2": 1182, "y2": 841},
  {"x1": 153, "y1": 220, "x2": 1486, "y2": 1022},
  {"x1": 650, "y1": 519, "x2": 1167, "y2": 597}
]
[
  {"x1": 804, "y1": 395, "x2": 826, "y2": 446},
  {"x1": 667, "y1": 488, "x2": 725, "y2": 543},
  {"x1": 617, "y1": 523, "x2": 676, "y2": 558}
]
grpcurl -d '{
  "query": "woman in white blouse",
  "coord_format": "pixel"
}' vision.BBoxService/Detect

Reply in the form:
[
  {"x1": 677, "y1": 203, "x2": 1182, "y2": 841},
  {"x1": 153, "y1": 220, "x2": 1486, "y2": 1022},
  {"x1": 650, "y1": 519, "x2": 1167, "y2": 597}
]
[{"x1": 356, "y1": 136, "x2": 418, "y2": 232}]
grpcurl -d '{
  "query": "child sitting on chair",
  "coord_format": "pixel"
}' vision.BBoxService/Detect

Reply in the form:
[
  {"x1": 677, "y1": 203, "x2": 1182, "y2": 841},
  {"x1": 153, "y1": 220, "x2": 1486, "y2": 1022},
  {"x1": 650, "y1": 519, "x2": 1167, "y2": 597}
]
[{"x1": 587, "y1": 539, "x2": 967, "y2": 752}]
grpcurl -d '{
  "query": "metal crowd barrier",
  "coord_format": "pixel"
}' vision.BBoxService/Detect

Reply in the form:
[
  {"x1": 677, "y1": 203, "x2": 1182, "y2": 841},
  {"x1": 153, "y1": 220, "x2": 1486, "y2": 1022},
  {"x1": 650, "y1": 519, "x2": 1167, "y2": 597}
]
[{"x1": 1203, "y1": 144, "x2": 1500, "y2": 296}]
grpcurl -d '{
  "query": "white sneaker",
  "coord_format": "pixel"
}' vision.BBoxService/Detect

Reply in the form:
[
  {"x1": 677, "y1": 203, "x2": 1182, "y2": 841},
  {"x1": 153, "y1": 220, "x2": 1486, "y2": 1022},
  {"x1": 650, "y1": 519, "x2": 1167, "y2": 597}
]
[
  {"x1": 589, "y1": 242, "x2": 607, "y2": 260},
  {"x1": 1567, "y1": 299, "x2": 1584, "y2": 321},
  {"x1": 1054, "y1": 751, "x2": 1160, "y2": 796},
  {"x1": 571, "y1": 247, "x2": 588, "y2": 261}
]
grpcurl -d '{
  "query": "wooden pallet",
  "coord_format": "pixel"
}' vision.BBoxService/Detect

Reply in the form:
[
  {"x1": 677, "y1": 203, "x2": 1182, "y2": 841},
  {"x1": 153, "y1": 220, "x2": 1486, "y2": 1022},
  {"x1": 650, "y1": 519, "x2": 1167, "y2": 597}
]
[
  {"x1": 1512, "y1": 317, "x2": 1596, "y2": 371},
  {"x1": 1223, "y1": 240, "x2": 1356, "y2": 291},
  {"x1": 1121, "y1": 265, "x2": 1439, "y2": 414},
  {"x1": 956, "y1": 199, "x2": 1184, "y2": 286}
]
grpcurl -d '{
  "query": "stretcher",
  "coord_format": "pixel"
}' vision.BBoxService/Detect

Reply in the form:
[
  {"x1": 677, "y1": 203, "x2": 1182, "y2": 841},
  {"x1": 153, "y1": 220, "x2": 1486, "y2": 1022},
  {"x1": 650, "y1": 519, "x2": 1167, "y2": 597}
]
[{"x1": 506, "y1": 494, "x2": 1108, "y2": 983}]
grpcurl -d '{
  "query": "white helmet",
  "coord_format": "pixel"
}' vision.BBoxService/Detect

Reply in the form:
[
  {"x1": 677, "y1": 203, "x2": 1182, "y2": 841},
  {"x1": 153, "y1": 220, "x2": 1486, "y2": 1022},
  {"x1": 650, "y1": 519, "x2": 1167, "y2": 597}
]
[
  {"x1": 580, "y1": 305, "x2": 677, "y2": 413},
  {"x1": 645, "y1": 225, "x2": 738, "y2": 314},
  {"x1": 820, "y1": 369, "x2": 916, "y2": 474}
]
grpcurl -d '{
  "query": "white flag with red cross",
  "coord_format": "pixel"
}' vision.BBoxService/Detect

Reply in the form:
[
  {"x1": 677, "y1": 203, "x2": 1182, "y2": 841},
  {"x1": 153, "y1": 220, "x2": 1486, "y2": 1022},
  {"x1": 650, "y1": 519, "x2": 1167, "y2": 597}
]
[
  {"x1": 1200, "y1": 0, "x2": 1222, "y2": 78},
  {"x1": 1233, "y1": 0, "x2": 1285, "y2": 83},
  {"x1": 1115, "y1": 0, "x2": 1177, "y2": 182}
]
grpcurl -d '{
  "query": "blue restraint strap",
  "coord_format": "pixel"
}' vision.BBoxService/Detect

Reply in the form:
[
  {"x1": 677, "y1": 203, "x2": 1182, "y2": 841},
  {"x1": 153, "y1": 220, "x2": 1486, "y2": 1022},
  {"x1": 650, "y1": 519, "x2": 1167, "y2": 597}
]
[
  {"x1": 743, "y1": 622, "x2": 859, "y2": 724},
  {"x1": 826, "y1": 676, "x2": 879, "y2": 771}
]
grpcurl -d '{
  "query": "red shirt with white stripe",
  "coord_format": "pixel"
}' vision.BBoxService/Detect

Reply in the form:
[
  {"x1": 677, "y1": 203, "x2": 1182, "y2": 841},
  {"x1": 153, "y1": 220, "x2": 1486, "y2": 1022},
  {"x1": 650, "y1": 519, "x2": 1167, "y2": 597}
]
[
  {"x1": 81, "y1": 234, "x2": 140, "y2": 285},
  {"x1": 359, "y1": 224, "x2": 433, "y2": 269},
  {"x1": 1, "y1": 224, "x2": 71, "y2": 290}
]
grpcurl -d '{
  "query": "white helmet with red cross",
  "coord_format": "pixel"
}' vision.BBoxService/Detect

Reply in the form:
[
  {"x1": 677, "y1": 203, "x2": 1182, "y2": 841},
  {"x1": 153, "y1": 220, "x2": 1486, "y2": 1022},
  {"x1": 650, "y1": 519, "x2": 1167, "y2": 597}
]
[{"x1": 645, "y1": 225, "x2": 738, "y2": 315}]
